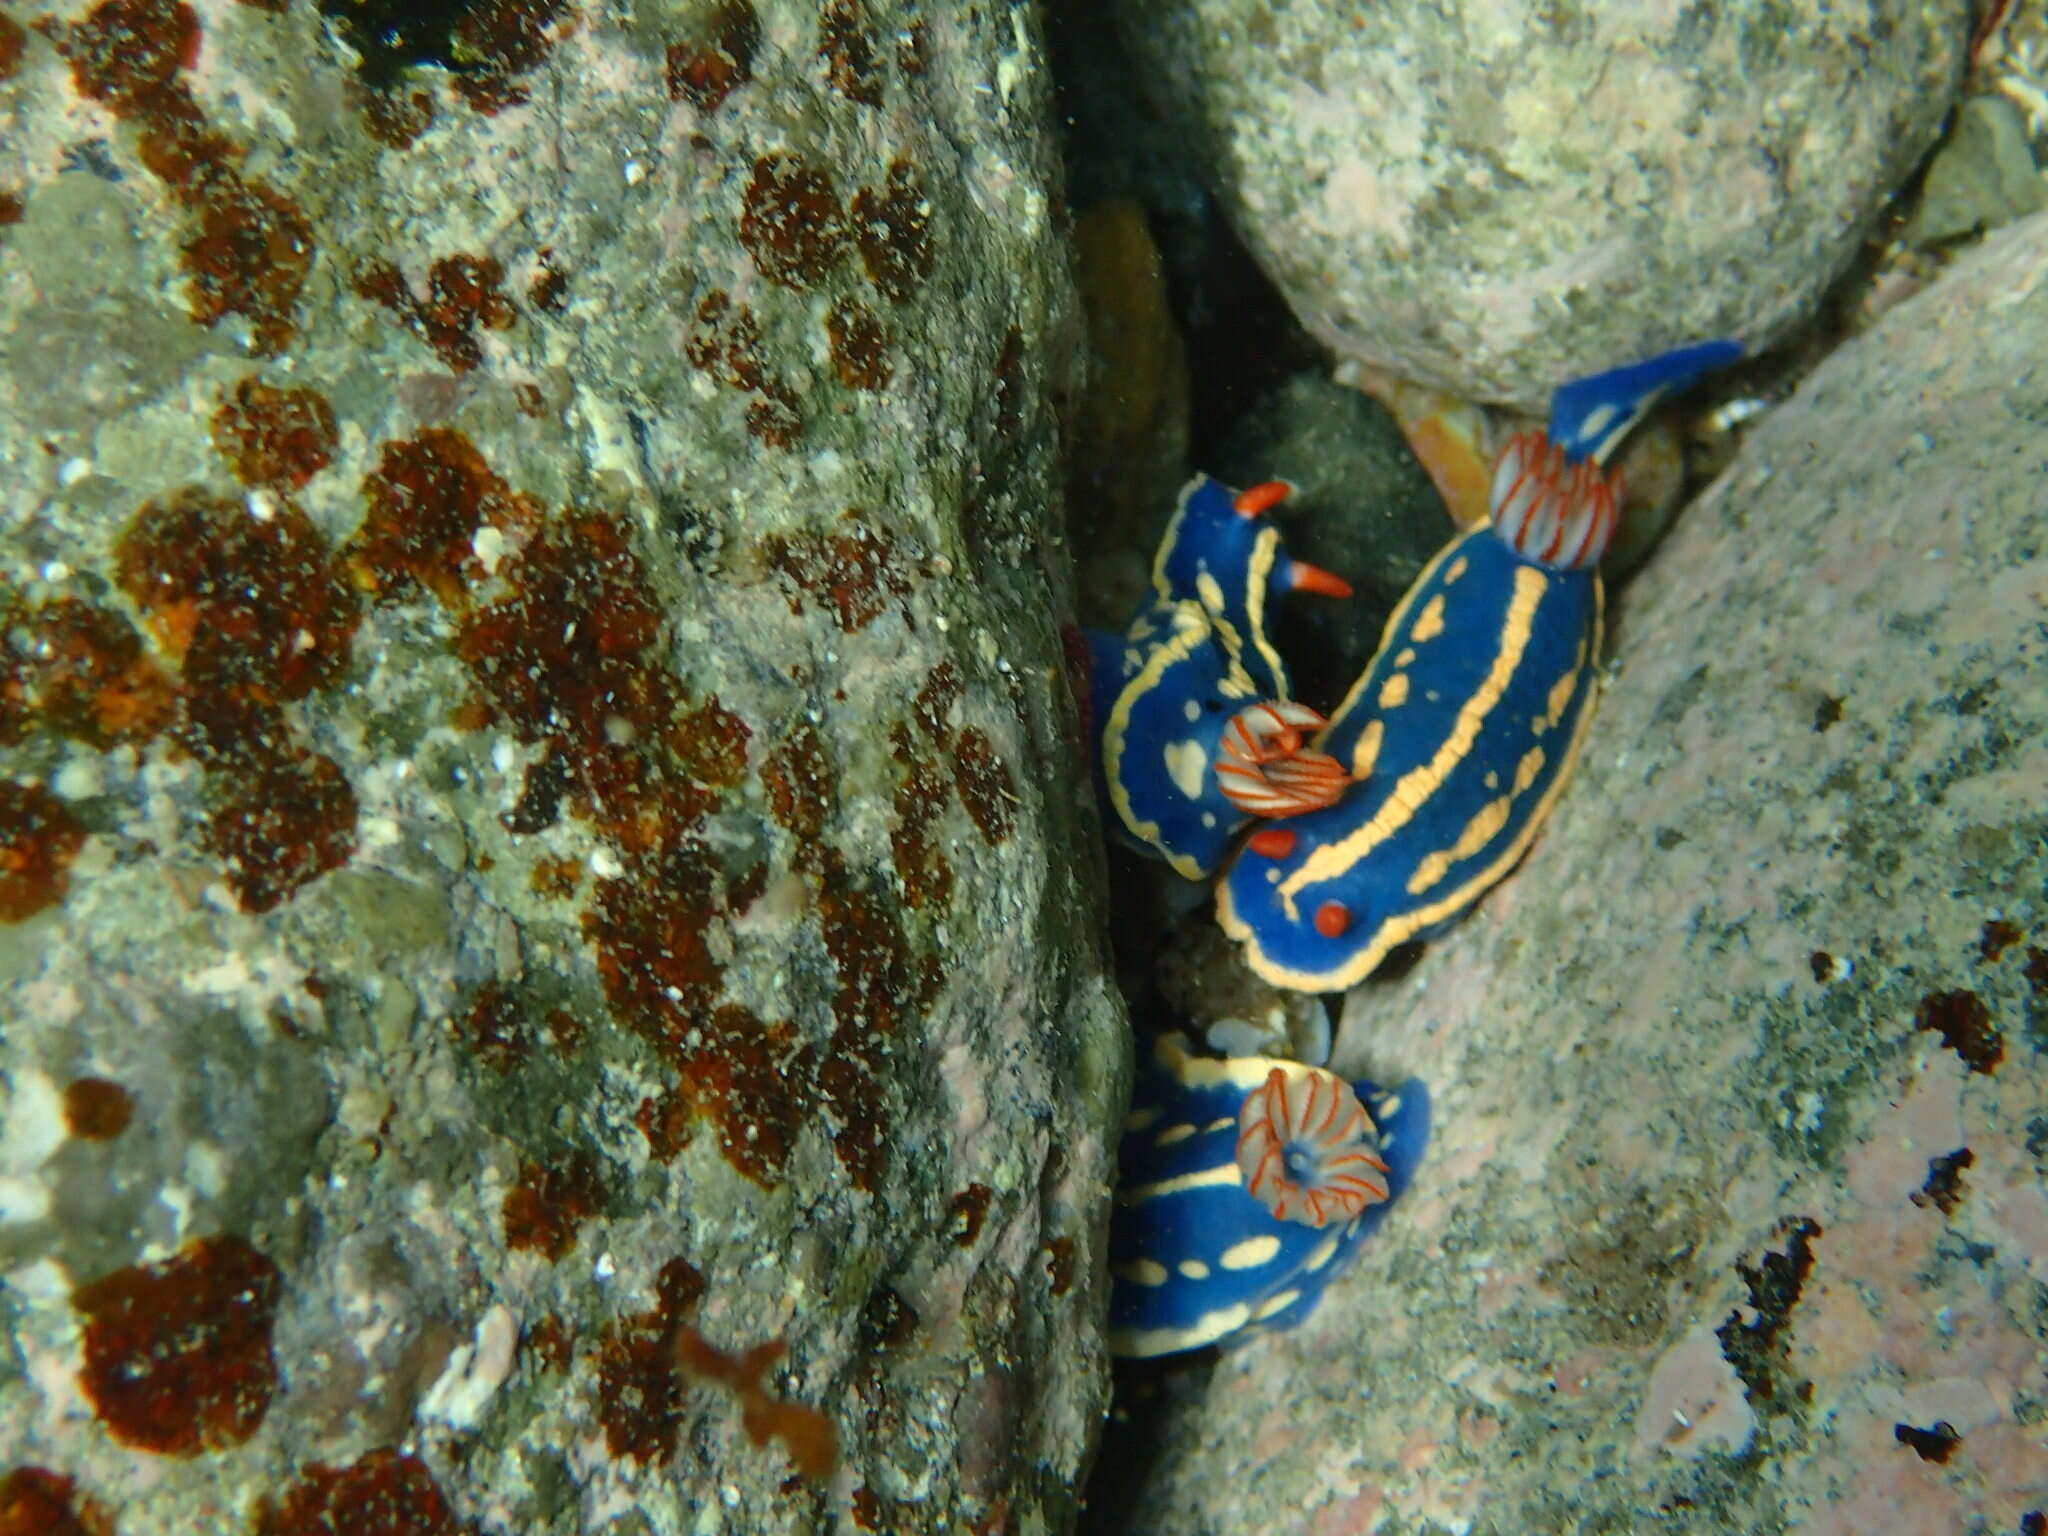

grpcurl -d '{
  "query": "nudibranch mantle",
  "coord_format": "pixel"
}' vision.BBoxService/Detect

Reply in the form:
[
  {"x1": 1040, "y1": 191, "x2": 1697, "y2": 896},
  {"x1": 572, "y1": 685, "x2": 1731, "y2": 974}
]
[
  {"x1": 1108, "y1": 1032, "x2": 1430, "y2": 1359},
  {"x1": 1217, "y1": 511, "x2": 1604, "y2": 991},
  {"x1": 1088, "y1": 475, "x2": 1351, "y2": 880},
  {"x1": 1218, "y1": 341, "x2": 1740, "y2": 992}
]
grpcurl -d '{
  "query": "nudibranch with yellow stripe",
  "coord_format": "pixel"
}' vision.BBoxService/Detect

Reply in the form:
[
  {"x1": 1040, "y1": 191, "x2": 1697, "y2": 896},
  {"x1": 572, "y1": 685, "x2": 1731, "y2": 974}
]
[
  {"x1": 1218, "y1": 340, "x2": 1742, "y2": 992},
  {"x1": 1108, "y1": 1031, "x2": 1430, "y2": 1358},
  {"x1": 1085, "y1": 476, "x2": 1355, "y2": 880}
]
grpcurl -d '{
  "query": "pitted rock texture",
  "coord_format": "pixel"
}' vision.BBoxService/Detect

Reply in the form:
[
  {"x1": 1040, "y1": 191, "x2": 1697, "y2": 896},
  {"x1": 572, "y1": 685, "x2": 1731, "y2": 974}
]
[
  {"x1": 1112, "y1": 0, "x2": 1969, "y2": 406},
  {"x1": 0, "y1": 2, "x2": 1121, "y2": 1532},
  {"x1": 1112, "y1": 211, "x2": 2048, "y2": 1533}
]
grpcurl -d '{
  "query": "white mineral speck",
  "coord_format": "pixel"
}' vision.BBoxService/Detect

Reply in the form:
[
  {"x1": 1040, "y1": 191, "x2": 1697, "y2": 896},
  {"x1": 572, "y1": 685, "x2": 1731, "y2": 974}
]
[
  {"x1": 420, "y1": 1304, "x2": 519, "y2": 1428},
  {"x1": 0, "y1": 1069, "x2": 67, "y2": 1173},
  {"x1": 0, "y1": 1176, "x2": 52, "y2": 1225},
  {"x1": 53, "y1": 756, "x2": 103, "y2": 800},
  {"x1": 474, "y1": 525, "x2": 507, "y2": 574}
]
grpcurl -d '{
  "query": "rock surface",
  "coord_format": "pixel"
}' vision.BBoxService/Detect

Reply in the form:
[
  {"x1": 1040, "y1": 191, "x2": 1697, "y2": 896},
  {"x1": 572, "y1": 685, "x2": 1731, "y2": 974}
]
[
  {"x1": 1114, "y1": 209, "x2": 2048, "y2": 1533},
  {"x1": 1113, "y1": 0, "x2": 1969, "y2": 406},
  {"x1": 0, "y1": 3, "x2": 1123, "y2": 1532}
]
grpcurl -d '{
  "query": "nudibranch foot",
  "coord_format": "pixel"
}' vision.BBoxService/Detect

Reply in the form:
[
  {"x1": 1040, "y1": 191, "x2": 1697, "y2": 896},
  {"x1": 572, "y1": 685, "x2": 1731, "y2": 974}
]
[{"x1": 1109, "y1": 1032, "x2": 1429, "y2": 1359}]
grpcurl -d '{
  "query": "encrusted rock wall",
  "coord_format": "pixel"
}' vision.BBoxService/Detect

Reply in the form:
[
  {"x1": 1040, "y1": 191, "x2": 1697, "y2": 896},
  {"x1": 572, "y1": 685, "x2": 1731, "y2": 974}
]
[
  {"x1": 0, "y1": 3, "x2": 1123, "y2": 1532},
  {"x1": 1116, "y1": 208, "x2": 2048, "y2": 1535}
]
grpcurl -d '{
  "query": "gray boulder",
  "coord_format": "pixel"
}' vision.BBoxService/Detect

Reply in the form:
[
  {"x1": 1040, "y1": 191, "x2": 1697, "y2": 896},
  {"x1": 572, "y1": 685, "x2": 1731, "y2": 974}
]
[
  {"x1": 0, "y1": 2, "x2": 1121, "y2": 1531},
  {"x1": 1113, "y1": 0, "x2": 1968, "y2": 405}
]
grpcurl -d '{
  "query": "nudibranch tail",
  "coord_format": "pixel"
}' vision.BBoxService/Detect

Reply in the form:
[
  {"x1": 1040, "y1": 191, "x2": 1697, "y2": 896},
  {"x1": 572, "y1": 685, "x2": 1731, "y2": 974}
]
[
  {"x1": 1547, "y1": 338, "x2": 1743, "y2": 465},
  {"x1": 1490, "y1": 429, "x2": 1622, "y2": 571},
  {"x1": 1214, "y1": 702, "x2": 1349, "y2": 819},
  {"x1": 1236, "y1": 1065, "x2": 1391, "y2": 1227}
]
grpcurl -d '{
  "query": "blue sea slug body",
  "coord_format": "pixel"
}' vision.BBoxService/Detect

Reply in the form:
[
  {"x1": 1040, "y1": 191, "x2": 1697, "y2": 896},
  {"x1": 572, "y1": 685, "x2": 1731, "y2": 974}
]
[
  {"x1": 1086, "y1": 475, "x2": 1354, "y2": 880},
  {"x1": 1108, "y1": 1031, "x2": 1431, "y2": 1358},
  {"x1": 1217, "y1": 342, "x2": 1740, "y2": 992}
]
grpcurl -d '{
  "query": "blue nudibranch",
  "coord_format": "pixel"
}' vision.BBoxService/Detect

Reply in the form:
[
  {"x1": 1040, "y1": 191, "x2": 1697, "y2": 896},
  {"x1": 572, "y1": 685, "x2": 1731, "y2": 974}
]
[
  {"x1": 1108, "y1": 1032, "x2": 1430, "y2": 1358},
  {"x1": 1217, "y1": 341, "x2": 1741, "y2": 991},
  {"x1": 1087, "y1": 475, "x2": 1354, "y2": 880}
]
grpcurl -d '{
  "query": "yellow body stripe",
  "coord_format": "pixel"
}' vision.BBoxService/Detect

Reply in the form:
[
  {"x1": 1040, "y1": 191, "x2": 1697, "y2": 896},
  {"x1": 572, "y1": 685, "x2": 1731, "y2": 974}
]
[
  {"x1": 1251, "y1": 1287, "x2": 1302, "y2": 1321},
  {"x1": 1116, "y1": 1161, "x2": 1240, "y2": 1205},
  {"x1": 1109, "y1": 1302, "x2": 1251, "y2": 1357},
  {"x1": 1147, "y1": 490, "x2": 1195, "y2": 602},
  {"x1": 1115, "y1": 1259, "x2": 1169, "y2": 1286},
  {"x1": 1243, "y1": 526, "x2": 1288, "y2": 689},
  {"x1": 1378, "y1": 673, "x2": 1410, "y2": 709},
  {"x1": 1101, "y1": 603, "x2": 1234, "y2": 881},
  {"x1": 1279, "y1": 565, "x2": 1549, "y2": 912},
  {"x1": 1320, "y1": 531, "x2": 1471, "y2": 746},
  {"x1": 1545, "y1": 656, "x2": 1580, "y2": 730}
]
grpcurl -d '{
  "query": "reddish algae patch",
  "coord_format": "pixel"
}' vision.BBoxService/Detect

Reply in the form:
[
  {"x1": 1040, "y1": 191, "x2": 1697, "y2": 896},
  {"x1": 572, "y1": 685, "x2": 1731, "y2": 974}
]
[
  {"x1": 762, "y1": 521, "x2": 911, "y2": 633},
  {"x1": 115, "y1": 489, "x2": 361, "y2": 911},
  {"x1": 816, "y1": 0, "x2": 883, "y2": 107},
  {"x1": 596, "y1": 1258, "x2": 707, "y2": 1464},
  {"x1": 354, "y1": 256, "x2": 519, "y2": 373},
  {"x1": 1914, "y1": 988, "x2": 2002, "y2": 1074},
  {"x1": 53, "y1": 0, "x2": 314, "y2": 354},
  {"x1": 212, "y1": 378, "x2": 339, "y2": 490},
  {"x1": 888, "y1": 724, "x2": 954, "y2": 909},
  {"x1": 445, "y1": 0, "x2": 568, "y2": 114},
  {"x1": 948, "y1": 1183, "x2": 993, "y2": 1247},
  {"x1": 255, "y1": 1448, "x2": 464, "y2": 1536},
  {"x1": 761, "y1": 721, "x2": 833, "y2": 844},
  {"x1": 0, "y1": 781, "x2": 88, "y2": 923},
  {"x1": 685, "y1": 289, "x2": 803, "y2": 448},
  {"x1": 0, "y1": 1466, "x2": 111, "y2": 1536},
  {"x1": 116, "y1": 488, "x2": 356, "y2": 705},
  {"x1": 666, "y1": 0, "x2": 760, "y2": 112},
  {"x1": 950, "y1": 727, "x2": 1017, "y2": 845},
  {"x1": 738, "y1": 152, "x2": 848, "y2": 289},
  {"x1": 502, "y1": 1149, "x2": 607, "y2": 1261},
  {"x1": 0, "y1": 15, "x2": 27, "y2": 81},
  {"x1": 851, "y1": 161, "x2": 935, "y2": 305},
  {"x1": 0, "y1": 597, "x2": 176, "y2": 750},
  {"x1": 73, "y1": 1233, "x2": 281, "y2": 1456},
  {"x1": 350, "y1": 428, "x2": 539, "y2": 605},
  {"x1": 62, "y1": 1077, "x2": 134, "y2": 1140},
  {"x1": 826, "y1": 299, "x2": 892, "y2": 391}
]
